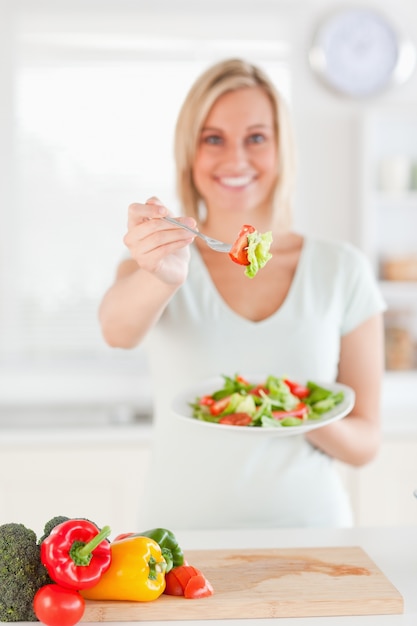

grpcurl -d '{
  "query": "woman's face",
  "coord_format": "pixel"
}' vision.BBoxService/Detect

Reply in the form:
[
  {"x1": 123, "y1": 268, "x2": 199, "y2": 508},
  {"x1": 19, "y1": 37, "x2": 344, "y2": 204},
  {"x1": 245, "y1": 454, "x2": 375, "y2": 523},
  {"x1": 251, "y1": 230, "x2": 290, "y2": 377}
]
[{"x1": 192, "y1": 86, "x2": 277, "y2": 219}]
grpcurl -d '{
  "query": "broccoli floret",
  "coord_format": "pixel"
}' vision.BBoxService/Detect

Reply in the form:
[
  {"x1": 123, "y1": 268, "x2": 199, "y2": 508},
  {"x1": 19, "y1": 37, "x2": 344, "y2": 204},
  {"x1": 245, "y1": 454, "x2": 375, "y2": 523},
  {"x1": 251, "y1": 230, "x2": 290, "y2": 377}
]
[
  {"x1": 0, "y1": 522, "x2": 52, "y2": 622},
  {"x1": 37, "y1": 515, "x2": 70, "y2": 544},
  {"x1": 38, "y1": 515, "x2": 110, "y2": 544}
]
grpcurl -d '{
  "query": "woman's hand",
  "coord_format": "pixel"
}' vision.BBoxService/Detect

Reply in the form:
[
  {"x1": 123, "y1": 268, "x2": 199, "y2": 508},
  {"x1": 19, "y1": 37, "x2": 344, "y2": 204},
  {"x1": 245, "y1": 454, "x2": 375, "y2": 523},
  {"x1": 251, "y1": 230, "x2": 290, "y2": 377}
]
[{"x1": 124, "y1": 197, "x2": 197, "y2": 286}]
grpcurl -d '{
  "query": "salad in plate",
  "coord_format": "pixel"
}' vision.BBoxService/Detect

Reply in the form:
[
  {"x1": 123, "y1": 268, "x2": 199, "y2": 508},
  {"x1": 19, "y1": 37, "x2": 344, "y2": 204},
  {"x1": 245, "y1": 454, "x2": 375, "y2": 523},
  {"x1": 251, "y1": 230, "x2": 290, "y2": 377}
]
[{"x1": 190, "y1": 374, "x2": 345, "y2": 428}]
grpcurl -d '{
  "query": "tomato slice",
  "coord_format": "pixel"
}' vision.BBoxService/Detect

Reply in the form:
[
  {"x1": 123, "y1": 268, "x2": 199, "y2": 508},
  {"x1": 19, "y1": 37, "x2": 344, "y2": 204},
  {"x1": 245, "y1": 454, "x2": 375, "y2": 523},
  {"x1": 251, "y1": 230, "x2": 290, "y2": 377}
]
[
  {"x1": 218, "y1": 412, "x2": 252, "y2": 426},
  {"x1": 249, "y1": 384, "x2": 269, "y2": 397},
  {"x1": 199, "y1": 395, "x2": 215, "y2": 406},
  {"x1": 284, "y1": 379, "x2": 310, "y2": 399},
  {"x1": 184, "y1": 574, "x2": 214, "y2": 599},
  {"x1": 164, "y1": 571, "x2": 186, "y2": 596},
  {"x1": 164, "y1": 565, "x2": 200, "y2": 596},
  {"x1": 209, "y1": 396, "x2": 231, "y2": 415},
  {"x1": 272, "y1": 402, "x2": 308, "y2": 420},
  {"x1": 228, "y1": 224, "x2": 256, "y2": 266}
]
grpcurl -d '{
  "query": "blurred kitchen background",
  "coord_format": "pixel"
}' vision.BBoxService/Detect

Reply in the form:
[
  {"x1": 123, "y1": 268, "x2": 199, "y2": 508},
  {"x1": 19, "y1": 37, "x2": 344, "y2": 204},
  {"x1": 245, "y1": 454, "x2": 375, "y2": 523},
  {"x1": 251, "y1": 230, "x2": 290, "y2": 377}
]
[{"x1": 0, "y1": 0, "x2": 417, "y2": 533}]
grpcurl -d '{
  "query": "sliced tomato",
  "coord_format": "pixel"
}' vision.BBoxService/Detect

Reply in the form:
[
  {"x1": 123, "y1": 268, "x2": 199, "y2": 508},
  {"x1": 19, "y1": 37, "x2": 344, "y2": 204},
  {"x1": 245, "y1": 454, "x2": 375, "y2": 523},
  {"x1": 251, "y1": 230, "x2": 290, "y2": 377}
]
[
  {"x1": 164, "y1": 571, "x2": 186, "y2": 596},
  {"x1": 164, "y1": 565, "x2": 200, "y2": 596},
  {"x1": 272, "y1": 402, "x2": 308, "y2": 420},
  {"x1": 228, "y1": 224, "x2": 256, "y2": 266},
  {"x1": 164, "y1": 565, "x2": 214, "y2": 599},
  {"x1": 184, "y1": 574, "x2": 214, "y2": 599},
  {"x1": 218, "y1": 412, "x2": 252, "y2": 426},
  {"x1": 284, "y1": 379, "x2": 310, "y2": 399},
  {"x1": 209, "y1": 396, "x2": 231, "y2": 415}
]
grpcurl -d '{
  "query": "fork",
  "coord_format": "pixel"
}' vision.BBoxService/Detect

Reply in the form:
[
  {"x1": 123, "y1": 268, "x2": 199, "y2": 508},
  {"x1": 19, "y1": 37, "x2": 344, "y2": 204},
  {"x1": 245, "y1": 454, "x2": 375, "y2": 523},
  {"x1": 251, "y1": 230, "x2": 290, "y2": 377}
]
[{"x1": 162, "y1": 215, "x2": 232, "y2": 253}]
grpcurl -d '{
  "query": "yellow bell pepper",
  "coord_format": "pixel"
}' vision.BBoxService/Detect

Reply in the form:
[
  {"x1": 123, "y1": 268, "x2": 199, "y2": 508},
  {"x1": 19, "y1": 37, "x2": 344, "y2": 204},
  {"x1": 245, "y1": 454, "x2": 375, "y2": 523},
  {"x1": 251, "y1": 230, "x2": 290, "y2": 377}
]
[{"x1": 81, "y1": 536, "x2": 166, "y2": 602}]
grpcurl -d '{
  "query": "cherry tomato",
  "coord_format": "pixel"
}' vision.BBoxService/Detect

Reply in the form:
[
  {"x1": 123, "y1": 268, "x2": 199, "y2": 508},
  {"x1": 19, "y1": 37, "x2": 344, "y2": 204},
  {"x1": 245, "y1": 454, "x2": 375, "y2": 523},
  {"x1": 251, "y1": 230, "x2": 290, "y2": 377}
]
[
  {"x1": 33, "y1": 584, "x2": 85, "y2": 626},
  {"x1": 218, "y1": 412, "x2": 253, "y2": 426},
  {"x1": 229, "y1": 224, "x2": 256, "y2": 265}
]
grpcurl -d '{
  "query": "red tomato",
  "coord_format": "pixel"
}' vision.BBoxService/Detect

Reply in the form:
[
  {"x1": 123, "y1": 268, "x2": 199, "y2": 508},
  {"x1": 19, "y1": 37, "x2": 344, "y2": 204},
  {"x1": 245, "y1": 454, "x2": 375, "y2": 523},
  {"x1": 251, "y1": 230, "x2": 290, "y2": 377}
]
[
  {"x1": 33, "y1": 584, "x2": 85, "y2": 626},
  {"x1": 209, "y1": 396, "x2": 231, "y2": 415},
  {"x1": 284, "y1": 379, "x2": 310, "y2": 398},
  {"x1": 228, "y1": 224, "x2": 256, "y2": 266},
  {"x1": 218, "y1": 412, "x2": 253, "y2": 426}
]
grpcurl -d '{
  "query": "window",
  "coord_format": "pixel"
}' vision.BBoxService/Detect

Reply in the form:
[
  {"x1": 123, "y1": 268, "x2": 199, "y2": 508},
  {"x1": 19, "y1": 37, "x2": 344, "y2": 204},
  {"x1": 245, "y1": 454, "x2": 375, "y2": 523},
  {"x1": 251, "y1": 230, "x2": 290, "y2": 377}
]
[{"x1": 0, "y1": 6, "x2": 291, "y2": 372}]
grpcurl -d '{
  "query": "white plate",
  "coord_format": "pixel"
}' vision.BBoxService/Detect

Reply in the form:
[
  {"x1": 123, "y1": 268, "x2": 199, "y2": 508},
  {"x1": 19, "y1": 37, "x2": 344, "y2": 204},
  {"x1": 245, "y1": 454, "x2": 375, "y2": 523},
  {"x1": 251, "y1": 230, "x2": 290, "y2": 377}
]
[{"x1": 171, "y1": 375, "x2": 355, "y2": 437}]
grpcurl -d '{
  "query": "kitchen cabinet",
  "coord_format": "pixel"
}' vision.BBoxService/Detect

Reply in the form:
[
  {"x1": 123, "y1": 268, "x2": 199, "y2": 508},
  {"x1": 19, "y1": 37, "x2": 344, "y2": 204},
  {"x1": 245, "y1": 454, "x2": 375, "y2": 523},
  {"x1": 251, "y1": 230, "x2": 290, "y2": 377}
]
[
  {"x1": 338, "y1": 433, "x2": 417, "y2": 527},
  {"x1": 1, "y1": 424, "x2": 416, "y2": 531},
  {"x1": 358, "y1": 108, "x2": 417, "y2": 376},
  {"x1": 0, "y1": 436, "x2": 151, "y2": 536}
]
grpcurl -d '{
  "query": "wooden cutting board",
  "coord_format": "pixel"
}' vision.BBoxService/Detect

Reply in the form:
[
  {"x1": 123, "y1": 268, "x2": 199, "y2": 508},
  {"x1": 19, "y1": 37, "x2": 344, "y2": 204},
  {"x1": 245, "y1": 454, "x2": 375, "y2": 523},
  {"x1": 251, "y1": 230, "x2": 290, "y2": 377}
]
[{"x1": 82, "y1": 546, "x2": 403, "y2": 621}]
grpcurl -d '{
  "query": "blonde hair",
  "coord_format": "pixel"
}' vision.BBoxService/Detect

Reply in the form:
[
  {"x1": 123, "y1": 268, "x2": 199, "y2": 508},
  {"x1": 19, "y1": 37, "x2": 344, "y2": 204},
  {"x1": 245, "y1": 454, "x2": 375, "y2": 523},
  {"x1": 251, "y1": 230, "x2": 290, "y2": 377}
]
[{"x1": 174, "y1": 58, "x2": 296, "y2": 230}]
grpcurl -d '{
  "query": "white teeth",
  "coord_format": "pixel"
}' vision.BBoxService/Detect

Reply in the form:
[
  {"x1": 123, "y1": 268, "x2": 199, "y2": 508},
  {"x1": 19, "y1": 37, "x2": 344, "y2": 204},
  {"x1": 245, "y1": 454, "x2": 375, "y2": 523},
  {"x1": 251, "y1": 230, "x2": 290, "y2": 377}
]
[{"x1": 220, "y1": 176, "x2": 252, "y2": 187}]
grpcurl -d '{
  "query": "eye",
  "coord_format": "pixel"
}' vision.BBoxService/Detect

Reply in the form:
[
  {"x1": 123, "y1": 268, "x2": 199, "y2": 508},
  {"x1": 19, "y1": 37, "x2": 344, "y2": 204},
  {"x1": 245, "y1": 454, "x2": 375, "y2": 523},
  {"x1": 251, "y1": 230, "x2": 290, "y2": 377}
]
[
  {"x1": 247, "y1": 133, "x2": 266, "y2": 145},
  {"x1": 202, "y1": 134, "x2": 223, "y2": 145}
]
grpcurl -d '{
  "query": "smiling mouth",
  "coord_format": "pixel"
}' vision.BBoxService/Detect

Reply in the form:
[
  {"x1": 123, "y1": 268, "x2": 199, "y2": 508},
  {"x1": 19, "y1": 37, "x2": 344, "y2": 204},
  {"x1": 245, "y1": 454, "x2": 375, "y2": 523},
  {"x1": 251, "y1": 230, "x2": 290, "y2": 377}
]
[{"x1": 218, "y1": 176, "x2": 254, "y2": 188}]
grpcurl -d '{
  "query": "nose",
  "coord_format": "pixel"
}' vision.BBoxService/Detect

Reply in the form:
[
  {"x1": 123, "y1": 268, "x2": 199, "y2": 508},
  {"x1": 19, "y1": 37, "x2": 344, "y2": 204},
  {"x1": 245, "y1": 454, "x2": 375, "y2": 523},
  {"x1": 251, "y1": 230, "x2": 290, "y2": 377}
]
[{"x1": 223, "y1": 140, "x2": 248, "y2": 167}]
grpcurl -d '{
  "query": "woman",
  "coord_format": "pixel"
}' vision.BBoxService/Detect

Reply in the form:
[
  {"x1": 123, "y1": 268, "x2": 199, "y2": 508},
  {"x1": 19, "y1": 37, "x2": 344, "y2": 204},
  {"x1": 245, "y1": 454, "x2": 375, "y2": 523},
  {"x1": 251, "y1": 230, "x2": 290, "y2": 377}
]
[{"x1": 99, "y1": 59, "x2": 386, "y2": 529}]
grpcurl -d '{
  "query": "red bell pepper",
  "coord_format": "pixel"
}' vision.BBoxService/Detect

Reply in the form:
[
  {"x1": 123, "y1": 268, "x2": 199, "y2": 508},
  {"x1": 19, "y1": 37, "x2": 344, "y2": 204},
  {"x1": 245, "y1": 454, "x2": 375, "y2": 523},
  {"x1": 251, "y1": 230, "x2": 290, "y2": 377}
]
[{"x1": 40, "y1": 519, "x2": 112, "y2": 590}]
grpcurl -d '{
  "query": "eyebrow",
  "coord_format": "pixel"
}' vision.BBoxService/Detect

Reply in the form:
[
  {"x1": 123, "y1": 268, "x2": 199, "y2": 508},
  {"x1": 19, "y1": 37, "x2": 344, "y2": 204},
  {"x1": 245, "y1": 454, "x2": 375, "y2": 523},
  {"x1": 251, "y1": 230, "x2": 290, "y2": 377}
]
[{"x1": 201, "y1": 124, "x2": 272, "y2": 132}]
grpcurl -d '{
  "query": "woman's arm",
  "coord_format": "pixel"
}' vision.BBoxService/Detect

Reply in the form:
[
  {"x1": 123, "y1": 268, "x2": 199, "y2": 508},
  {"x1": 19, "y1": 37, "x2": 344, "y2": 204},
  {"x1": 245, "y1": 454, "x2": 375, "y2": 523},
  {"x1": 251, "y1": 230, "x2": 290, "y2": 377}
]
[
  {"x1": 98, "y1": 198, "x2": 196, "y2": 349},
  {"x1": 305, "y1": 313, "x2": 385, "y2": 466}
]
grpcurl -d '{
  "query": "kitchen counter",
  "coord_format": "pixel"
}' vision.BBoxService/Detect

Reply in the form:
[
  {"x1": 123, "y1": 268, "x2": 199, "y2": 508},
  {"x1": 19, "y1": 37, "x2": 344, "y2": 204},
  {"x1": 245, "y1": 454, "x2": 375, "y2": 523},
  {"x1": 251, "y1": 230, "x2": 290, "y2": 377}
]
[{"x1": 4, "y1": 525, "x2": 417, "y2": 625}]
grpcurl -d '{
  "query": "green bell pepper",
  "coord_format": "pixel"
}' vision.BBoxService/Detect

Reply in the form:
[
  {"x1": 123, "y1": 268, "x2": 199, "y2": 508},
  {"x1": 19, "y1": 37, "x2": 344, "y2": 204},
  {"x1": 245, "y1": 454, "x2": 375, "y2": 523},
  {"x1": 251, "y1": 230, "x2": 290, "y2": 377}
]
[{"x1": 115, "y1": 528, "x2": 184, "y2": 572}]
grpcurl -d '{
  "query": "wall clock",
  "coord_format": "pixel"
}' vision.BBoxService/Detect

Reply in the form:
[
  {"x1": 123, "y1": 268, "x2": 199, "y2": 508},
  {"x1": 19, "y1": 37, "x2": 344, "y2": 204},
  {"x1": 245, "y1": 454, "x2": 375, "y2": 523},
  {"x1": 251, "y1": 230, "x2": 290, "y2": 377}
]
[{"x1": 308, "y1": 7, "x2": 416, "y2": 98}]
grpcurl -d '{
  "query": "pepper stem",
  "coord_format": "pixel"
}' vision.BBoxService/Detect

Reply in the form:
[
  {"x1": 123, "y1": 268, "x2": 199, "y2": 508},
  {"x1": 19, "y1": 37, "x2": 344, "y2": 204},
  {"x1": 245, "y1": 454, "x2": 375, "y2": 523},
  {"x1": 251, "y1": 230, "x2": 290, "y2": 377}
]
[
  {"x1": 148, "y1": 555, "x2": 167, "y2": 580},
  {"x1": 70, "y1": 525, "x2": 111, "y2": 566}
]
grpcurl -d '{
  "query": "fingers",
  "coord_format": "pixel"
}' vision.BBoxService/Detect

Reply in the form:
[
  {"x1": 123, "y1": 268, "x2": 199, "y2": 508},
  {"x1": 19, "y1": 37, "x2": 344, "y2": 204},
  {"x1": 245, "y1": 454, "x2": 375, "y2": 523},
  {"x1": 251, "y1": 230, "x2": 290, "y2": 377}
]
[
  {"x1": 124, "y1": 196, "x2": 197, "y2": 265},
  {"x1": 127, "y1": 197, "x2": 167, "y2": 229}
]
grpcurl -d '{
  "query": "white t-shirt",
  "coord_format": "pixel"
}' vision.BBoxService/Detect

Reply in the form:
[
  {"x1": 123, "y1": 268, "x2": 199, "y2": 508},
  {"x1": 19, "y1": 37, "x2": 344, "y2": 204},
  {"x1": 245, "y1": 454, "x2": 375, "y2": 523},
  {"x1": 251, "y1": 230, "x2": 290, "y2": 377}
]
[{"x1": 139, "y1": 237, "x2": 386, "y2": 531}]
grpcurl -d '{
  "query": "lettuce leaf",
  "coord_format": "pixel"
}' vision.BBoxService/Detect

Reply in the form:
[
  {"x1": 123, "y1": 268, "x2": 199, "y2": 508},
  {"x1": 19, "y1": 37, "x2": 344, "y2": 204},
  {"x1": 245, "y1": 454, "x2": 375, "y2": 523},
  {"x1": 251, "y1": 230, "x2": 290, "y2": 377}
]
[{"x1": 245, "y1": 230, "x2": 273, "y2": 278}]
